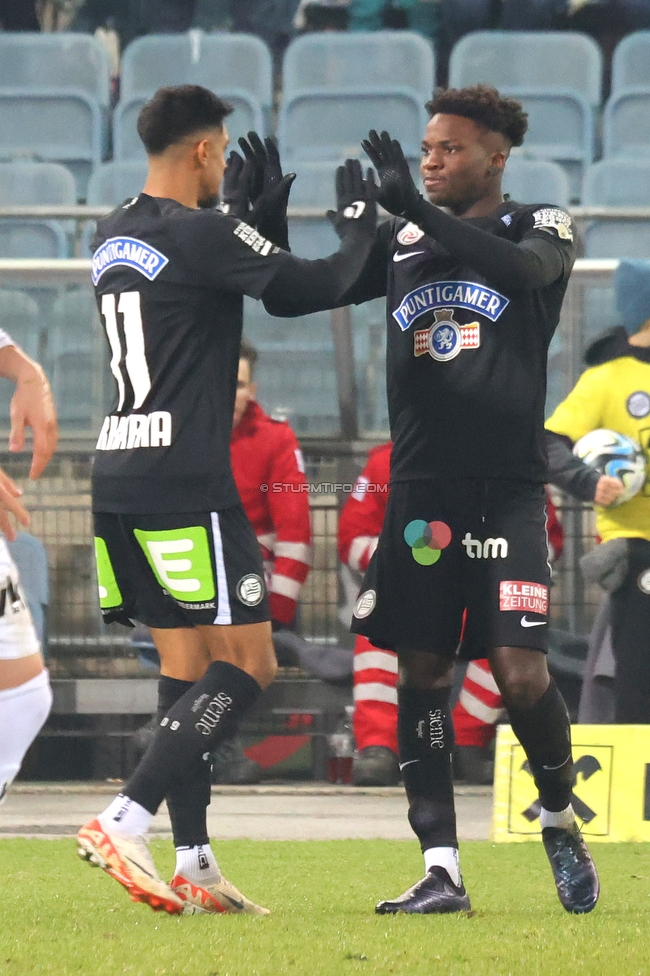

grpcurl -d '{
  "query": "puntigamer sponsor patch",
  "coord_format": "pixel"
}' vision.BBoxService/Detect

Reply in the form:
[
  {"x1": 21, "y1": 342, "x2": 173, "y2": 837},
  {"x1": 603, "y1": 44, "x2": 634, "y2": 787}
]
[
  {"x1": 91, "y1": 236, "x2": 169, "y2": 285},
  {"x1": 393, "y1": 280, "x2": 509, "y2": 331}
]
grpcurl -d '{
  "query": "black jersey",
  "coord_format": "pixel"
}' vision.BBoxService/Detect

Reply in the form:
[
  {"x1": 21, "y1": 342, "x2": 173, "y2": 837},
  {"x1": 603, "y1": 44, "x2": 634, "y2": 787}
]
[
  {"x1": 90, "y1": 193, "x2": 293, "y2": 514},
  {"x1": 347, "y1": 201, "x2": 576, "y2": 483}
]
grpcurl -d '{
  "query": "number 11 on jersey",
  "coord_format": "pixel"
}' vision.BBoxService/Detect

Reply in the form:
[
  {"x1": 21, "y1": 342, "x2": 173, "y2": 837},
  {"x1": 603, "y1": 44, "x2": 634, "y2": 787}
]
[{"x1": 101, "y1": 292, "x2": 152, "y2": 411}]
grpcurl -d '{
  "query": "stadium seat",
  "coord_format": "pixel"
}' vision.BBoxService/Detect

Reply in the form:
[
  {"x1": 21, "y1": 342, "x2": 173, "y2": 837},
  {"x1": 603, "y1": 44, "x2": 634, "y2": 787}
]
[
  {"x1": 0, "y1": 290, "x2": 42, "y2": 415},
  {"x1": 114, "y1": 91, "x2": 264, "y2": 161},
  {"x1": 86, "y1": 161, "x2": 148, "y2": 206},
  {"x1": 582, "y1": 158, "x2": 650, "y2": 268},
  {"x1": 0, "y1": 90, "x2": 103, "y2": 198},
  {"x1": 243, "y1": 298, "x2": 338, "y2": 435},
  {"x1": 502, "y1": 157, "x2": 570, "y2": 207},
  {"x1": 48, "y1": 288, "x2": 107, "y2": 428},
  {"x1": 0, "y1": 32, "x2": 111, "y2": 106},
  {"x1": 120, "y1": 31, "x2": 272, "y2": 112},
  {"x1": 611, "y1": 31, "x2": 650, "y2": 92},
  {"x1": 0, "y1": 160, "x2": 75, "y2": 259},
  {"x1": 282, "y1": 31, "x2": 435, "y2": 104},
  {"x1": 279, "y1": 88, "x2": 428, "y2": 165},
  {"x1": 603, "y1": 88, "x2": 650, "y2": 158},
  {"x1": 288, "y1": 217, "x2": 340, "y2": 260},
  {"x1": 448, "y1": 31, "x2": 603, "y2": 106},
  {"x1": 350, "y1": 298, "x2": 389, "y2": 434}
]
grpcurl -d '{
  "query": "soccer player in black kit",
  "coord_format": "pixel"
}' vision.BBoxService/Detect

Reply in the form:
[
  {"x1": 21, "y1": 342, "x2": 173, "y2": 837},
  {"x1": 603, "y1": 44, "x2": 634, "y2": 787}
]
[
  {"x1": 76, "y1": 85, "x2": 378, "y2": 915},
  {"x1": 343, "y1": 85, "x2": 600, "y2": 915}
]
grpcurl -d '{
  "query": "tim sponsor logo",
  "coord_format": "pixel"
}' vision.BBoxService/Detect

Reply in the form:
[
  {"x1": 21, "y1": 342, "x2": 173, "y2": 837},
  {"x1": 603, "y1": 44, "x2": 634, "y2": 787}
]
[
  {"x1": 500, "y1": 581, "x2": 549, "y2": 614},
  {"x1": 195, "y1": 692, "x2": 234, "y2": 736},
  {"x1": 96, "y1": 411, "x2": 172, "y2": 450},
  {"x1": 462, "y1": 533, "x2": 508, "y2": 559}
]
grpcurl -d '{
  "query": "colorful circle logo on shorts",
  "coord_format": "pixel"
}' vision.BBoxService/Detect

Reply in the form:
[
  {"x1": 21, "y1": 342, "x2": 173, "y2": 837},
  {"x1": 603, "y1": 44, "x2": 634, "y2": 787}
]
[{"x1": 403, "y1": 520, "x2": 452, "y2": 565}]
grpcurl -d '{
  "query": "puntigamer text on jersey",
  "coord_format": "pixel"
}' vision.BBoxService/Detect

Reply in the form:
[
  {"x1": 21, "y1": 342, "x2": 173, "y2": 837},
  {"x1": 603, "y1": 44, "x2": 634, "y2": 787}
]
[
  {"x1": 92, "y1": 236, "x2": 169, "y2": 285},
  {"x1": 393, "y1": 280, "x2": 510, "y2": 331}
]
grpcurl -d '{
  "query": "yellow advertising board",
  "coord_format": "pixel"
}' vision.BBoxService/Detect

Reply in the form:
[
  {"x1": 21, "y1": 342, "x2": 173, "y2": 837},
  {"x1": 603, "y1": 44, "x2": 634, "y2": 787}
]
[{"x1": 493, "y1": 724, "x2": 650, "y2": 843}]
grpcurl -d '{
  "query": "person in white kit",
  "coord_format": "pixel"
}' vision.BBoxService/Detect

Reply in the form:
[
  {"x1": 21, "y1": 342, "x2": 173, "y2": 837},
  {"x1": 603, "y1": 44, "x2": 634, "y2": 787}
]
[{"x1": 0, "y1": 326, "x2": 58, "y2": 802}]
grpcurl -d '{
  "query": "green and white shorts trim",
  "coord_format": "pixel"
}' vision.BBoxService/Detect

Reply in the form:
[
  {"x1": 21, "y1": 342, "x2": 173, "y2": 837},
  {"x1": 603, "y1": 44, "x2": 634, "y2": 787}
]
[{"x1": 93, "y1": 506, "x2": 269, "y2": 629}]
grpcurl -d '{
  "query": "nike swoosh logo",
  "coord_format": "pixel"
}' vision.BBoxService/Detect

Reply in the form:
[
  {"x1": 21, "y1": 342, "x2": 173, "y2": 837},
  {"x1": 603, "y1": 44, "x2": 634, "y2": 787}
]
[
  {"x1": 393, "y1": 250, "x2": 425, "y2": 263},
  {"x1": 124, "y1": 855, "x2": 156, "y2": 879},
  {"x1": 399, "y1": 759, "x2": 420, "y2": 771},
  {"x1": 222, "y1": 893, "x2": 244, "y2": 910},
  {"x1": 520, "y1": 616, "x2": 547, "y2": 628}
]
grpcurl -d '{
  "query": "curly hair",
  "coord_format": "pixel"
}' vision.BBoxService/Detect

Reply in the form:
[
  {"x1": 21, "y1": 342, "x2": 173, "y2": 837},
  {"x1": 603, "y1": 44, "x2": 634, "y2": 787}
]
[{"x1": 425, "y1": 85, "x2": 528, "y2": 147}]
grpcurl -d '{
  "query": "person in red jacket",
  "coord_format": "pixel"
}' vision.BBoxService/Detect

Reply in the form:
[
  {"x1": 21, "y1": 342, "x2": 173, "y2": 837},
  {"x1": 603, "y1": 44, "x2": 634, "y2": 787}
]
[
  {"x1": 339, "y1": 442, "x2": 564, "y2": 786},
  {"x1": 212, "y1": 339, "x2": 312, "y2": 784}
]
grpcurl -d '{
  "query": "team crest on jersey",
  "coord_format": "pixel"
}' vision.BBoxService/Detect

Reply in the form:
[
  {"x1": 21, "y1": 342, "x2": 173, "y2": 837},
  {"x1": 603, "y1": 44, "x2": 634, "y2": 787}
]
[
  {"x1": 397, "y1": 222, "x2": 425, "y2": 246},
  {"x1": 236, "y1": 573, "x2": 265, "y2": 607},
  {"x1": 393, "y1": 280, "x2": 508, "y2": 331},
  {"x1": 91, "y1": 236, "x2": 169, "y2": 285},
  {"x1": 414, "y1": 309, "x2": 480, "y2": 362},
  {"x1": 532, "y1": 208, "x2": 574, "y2": 242},
  {"x1": 627, "y1": 391, "x2": 650, "y2": 419}
]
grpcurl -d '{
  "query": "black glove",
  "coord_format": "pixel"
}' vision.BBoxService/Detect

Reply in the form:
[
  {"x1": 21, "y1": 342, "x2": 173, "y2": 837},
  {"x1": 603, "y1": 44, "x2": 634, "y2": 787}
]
[
  {"x1": 361, "y1": 129, "x2": 422, "y2": 217},
  {"x1": 327, "y1": 158, "x2": 378, "y2": 240},
  {"x1": 240, "y1": 131, "x2": 296, "y2": 251},
  {"x1": 219, "y1": 149, "x2": 257, "y2": 219}
]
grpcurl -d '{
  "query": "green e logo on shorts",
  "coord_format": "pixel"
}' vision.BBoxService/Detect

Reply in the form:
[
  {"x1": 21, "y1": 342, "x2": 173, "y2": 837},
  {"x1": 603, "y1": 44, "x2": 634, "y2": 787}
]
[
  {"x1": 94, "y1": 536, "x2": 123, "y2": 609},
  {"x1": 134, "y1": 526, "x2": 216, "y2": 602}
]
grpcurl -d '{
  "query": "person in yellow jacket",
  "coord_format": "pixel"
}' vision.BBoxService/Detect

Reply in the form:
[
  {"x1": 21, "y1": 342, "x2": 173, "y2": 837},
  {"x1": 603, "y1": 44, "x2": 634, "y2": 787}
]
[{"x1": 545, "y1": 258, "x2": 650, "y2": 723}]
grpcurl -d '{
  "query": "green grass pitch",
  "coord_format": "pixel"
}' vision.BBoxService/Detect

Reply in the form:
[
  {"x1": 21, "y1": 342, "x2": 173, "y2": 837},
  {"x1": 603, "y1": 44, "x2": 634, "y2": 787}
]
[{"x1": 1, "y1": 839, "x2": 650, "y2": 976}]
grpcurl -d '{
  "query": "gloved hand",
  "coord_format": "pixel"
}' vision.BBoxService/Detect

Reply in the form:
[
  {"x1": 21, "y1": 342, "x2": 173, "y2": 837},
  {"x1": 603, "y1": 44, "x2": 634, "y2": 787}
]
[
  {"x1": 361, "y1": 129, "x2": 422, "y2": 217},
  {"x1": 218, "y1": 149, "x2": 258, "y2": 219},
  {"x1": 327, "y1": 158, "x2": 378, "y2": 240},
  {"x1": 240, "y1": 131, "x2": 296, "y2": 251}
]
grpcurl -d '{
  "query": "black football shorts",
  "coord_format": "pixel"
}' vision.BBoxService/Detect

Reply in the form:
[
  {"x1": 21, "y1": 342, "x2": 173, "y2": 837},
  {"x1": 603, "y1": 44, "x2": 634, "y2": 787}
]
[
  {"x1": 93, "y1": 505, "x2": 270, "y2": 628},
  {"x1": 351, "y1": 478, "x2": 552, "y2": 658}
]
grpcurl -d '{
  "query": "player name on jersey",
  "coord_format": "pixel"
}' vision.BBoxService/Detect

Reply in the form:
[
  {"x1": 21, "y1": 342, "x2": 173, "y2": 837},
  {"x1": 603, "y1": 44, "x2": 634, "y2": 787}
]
[
  {"x1": 96, "y1": 411, "x2": 173, "y2": 451},
  {"x1": 393, "y1": 280, "x2": 510, "y2": 331}
]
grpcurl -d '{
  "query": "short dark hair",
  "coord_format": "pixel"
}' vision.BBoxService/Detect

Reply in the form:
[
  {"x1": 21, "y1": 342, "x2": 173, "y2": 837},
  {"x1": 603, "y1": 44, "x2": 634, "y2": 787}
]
[
  {"x1": 425, "y1": 85, "x2": 528, "y2": 148},
  {"x1": 240, "y1": 339, "x2": 258, "y2": 376},
  {"x1": 137, "y1": 85, "x2": 233, "y2": 156}
]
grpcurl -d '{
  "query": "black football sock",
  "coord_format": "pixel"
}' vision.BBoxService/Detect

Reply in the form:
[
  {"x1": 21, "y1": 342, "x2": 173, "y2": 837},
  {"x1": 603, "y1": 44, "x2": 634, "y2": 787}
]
[
  {"x1": 506, "y1": 678, "x2": 573, "y2": 813},
  {"x1": 125, "y1": 661, "x2": 262, "y2": 816},
  {"x1": 398, "y1": 686, "x2": 458, "y2": 852},
  {"x1": 156, "y1": 676, "x2": 211, "y2": 848}
]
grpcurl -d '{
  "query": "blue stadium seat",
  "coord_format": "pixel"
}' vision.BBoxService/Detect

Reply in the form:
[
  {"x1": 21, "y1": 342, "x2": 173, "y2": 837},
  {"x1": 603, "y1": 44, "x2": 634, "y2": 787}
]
[
  {"x1": 0, "y1": 33, "x2": 111, "y2": 106},
  {"x1": 350, "y1": 299, "x2": 389, "y2": 434},
  {"x1": 114, "y1": 91, "x2": 264, "y2": 161},
  {"x1": 121, "y1": 31, "x2": 273, "y2": 113},
  {"x1": 0, "y1": 160, "x2": 75, "y2": 259},
  {"x1": 448, "y1": 31, "x2": 603, "y2": 106},
  {"x1": 582, "y1": 159, "x2": 650, "y2": 257},
  {"x1": 279, "y1": 88, "x2": 428, "y2": 165},
  {"x1": 289, "y1": 162, "x2": 340, "y2": 210},
  {"x1": 283, "y1": 31, "x2": 435, "y2": 103},
  {"x1": 48, "y1": 288, "x2": 107, "y2": 428},
  {"x1": 86, "y1": 161, "x2": 148, "y2": 206},
  {"x1": 243, "y1": 298, "x2": 338, "y2": 435},
  {"x1": 0, "y1": 90, "x2": 103, "y2": 198},
  {"x1": 288, "y1": 217, "x2": 340, "y2": 260},
  {"x1": 611, "y1": 31, "x2": 650, "y2": 92},
  {"x1": 603, "y1": 88, "x2": 650, "y2": 158},
  {"x1": 502, "y1": 157, "x2": 570, "y2": 207}
]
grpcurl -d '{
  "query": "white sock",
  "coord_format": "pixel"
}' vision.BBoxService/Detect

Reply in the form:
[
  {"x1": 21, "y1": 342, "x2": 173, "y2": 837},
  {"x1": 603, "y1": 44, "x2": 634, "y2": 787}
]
[
  {"x1": 174, "y1": 844, "x2": 220, "y2": 886},
  {"x1": 0, "y1": 669, "x2": 52, "y2": 804},
  {"x1": 99, "y1": 794, "x2": 153, "y2": 836},
  {"x1": 540, "y1": 804, "x2": 575, "y2": 830},
  {"x1": 423, "y1": 846, "x2": 462, "y2": 887}
]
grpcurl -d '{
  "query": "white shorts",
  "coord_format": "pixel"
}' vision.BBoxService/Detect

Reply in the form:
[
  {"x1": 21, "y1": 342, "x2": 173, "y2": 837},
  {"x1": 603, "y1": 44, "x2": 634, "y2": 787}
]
[{"x1": 0, "y1": 537, "x2": 40, "y2": 660}]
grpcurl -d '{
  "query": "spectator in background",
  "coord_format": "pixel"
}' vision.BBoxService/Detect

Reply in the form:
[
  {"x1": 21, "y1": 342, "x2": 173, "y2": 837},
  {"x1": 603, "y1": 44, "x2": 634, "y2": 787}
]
[
  {"x1": 70, "y1": 0, "x2": 197, "y2": 50},
  {"x1": 231, "y1": 0, "x2": 300, "y2": 72},
  {"x1": 212, "y1": 339, "x2": 312, "y2": 783},
  {"x1": 546, "y1": 258, "x2": 650, "y2": 724},
  {"x1": 0, "y1": 0, "x2": 39, "y2": 29},
  {"x1": 348, "y1": 0, "x2": 438, "y2": 40},
  {"x1": 294, "y1": 0, "x2": 350, "y2": 31}
]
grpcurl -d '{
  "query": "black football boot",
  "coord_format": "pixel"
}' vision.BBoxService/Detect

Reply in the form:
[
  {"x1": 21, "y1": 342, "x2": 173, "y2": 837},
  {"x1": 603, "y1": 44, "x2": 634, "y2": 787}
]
[
  {"x1": 542, "y1": 822, "x2": 600, "y2": 914},
  {"x1": 375, "y1": 866, "x2": 471, "y2": 915}
]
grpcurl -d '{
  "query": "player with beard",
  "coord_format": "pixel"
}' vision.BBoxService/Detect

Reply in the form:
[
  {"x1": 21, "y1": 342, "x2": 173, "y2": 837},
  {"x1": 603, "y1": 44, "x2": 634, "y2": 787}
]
[
  {"x1": 333, "y1": 84, "x2": 599, "y2": 915},
  {"x1": 77, "y1": 84, "x2": 378, "y2": 915}
]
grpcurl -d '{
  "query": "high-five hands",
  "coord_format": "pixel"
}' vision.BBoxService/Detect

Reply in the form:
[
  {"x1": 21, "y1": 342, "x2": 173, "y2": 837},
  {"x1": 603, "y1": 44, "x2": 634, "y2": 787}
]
[
  {"x1": 328, "y1": 158, "x2": 378, "y2": 239},
  {"x1": 361, "y1": 129, "x2": 422, "y2": 217}
]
